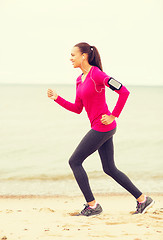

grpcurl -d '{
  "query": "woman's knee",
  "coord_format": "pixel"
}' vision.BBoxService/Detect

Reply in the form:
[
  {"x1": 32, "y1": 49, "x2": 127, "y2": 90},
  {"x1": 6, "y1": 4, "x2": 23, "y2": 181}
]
[
  {"x1": 69, "y1": 152, "x2": 82, "y2": 169},
  {"x1": 103, "y1": 168, "x2": 112, "y2": 176},
  {"x1": 103, "y1": 166, "x2": 118, "y2": 177},
  {"x1": 68, "y1": 156, "x2": 75, "y2": 169}
]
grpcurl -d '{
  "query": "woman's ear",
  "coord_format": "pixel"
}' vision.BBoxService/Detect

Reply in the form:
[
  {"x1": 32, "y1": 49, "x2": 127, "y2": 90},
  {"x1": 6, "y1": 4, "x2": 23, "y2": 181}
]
[{"x1": 82, "y1": 53, "x2": 88, "y2": 60}]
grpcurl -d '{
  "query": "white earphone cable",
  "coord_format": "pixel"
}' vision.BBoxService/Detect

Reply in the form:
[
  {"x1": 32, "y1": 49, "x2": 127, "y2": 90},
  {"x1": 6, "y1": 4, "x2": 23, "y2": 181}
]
[
  {"x1": 90, "y1": 67, "x2": 109, "y2": 93},
  {"x1": 81, "y1": 57, "x2": 108, "y2": 93}
]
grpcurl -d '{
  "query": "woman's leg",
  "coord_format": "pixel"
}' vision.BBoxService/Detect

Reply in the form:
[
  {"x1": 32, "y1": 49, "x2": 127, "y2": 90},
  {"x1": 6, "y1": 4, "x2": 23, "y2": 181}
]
[
  {"x1": 69, "y1": 128, "x2": 116, "y2": 203},
  {"x1": 98, "y1": 136, "x2": 142, "y2": 199}
]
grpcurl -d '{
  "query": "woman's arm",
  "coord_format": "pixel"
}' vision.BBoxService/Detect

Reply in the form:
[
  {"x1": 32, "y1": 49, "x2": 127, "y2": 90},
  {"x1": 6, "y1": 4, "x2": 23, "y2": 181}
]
[
  {"x1": 110, "y1": 85, "x2": 130, "y2": 118},
  {"x1": 100, "y1": 84, "x2": 130, "y2": 125},
  {"x1": 47, "y1": 88, "x2": 83, "y2": 114},
  {"x1": 93, "y1": 68, "x2": 130, "y2": 118}
]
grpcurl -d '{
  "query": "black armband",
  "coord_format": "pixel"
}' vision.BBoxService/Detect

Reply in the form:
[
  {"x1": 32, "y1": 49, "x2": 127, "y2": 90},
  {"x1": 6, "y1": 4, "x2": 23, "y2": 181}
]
[{"x1": 108, "y1": 77, "x2": 122, "y2": 91}]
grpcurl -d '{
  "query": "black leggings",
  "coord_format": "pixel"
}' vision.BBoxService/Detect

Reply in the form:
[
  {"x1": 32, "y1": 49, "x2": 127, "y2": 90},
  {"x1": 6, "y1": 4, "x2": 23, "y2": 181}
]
[{"x1": 69, "y1": 128, "x2": 142, "y2": 202}]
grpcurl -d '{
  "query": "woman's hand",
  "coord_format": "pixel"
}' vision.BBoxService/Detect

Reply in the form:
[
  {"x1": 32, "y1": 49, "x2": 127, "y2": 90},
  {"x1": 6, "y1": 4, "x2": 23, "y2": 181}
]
[
  {"x1": 47, "y1": 88, "x2": 58, "y2": 101},
  {"x1": 101, "y1": 114, "x2": 116, "y2": 125}
]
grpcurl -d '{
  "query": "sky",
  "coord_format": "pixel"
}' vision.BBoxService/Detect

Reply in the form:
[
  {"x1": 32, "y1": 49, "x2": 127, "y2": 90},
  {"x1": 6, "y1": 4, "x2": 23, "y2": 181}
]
[{"x1": 0, "y1": 0, "x2": 162, "y2": 85}]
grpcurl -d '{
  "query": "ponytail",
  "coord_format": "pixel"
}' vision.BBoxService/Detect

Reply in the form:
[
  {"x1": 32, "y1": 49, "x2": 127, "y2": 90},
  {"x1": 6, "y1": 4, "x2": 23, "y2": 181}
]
[{"x1": 74, "y1": 42, "x2": 103, "y2": 71}]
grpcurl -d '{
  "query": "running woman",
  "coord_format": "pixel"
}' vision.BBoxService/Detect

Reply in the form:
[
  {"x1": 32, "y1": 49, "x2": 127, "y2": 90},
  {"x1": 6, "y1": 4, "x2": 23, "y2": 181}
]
[{"x1": 47, "y1": 42, "x2": 154, "y2": 216}]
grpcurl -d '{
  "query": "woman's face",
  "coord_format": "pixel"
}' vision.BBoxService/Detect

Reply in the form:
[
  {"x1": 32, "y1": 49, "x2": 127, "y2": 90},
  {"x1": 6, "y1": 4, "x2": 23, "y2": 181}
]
[{"x1": 70, "y1": 47, "x2": 83, "y2": 68}]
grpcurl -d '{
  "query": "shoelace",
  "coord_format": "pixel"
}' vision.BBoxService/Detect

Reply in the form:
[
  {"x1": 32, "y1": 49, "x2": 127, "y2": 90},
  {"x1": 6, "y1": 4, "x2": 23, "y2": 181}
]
[
  {"x1": 81, "y1": 204, "x2": 92, "y2": 215},
  {"x1": 136, "y1": 201, "x2": 142, "y2": 212}
]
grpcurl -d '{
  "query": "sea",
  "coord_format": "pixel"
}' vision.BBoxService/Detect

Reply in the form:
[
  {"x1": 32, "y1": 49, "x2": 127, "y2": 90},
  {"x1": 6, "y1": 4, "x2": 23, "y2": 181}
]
[{"x1": 0, "y1": 84, "x2": 162, "y2": 196}]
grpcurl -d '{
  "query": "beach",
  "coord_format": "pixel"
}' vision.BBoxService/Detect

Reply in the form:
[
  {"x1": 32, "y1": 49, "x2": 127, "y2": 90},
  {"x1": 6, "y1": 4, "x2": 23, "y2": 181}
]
[
  {"x1": 1, "y1": 0, "x2": 163, "y2": 238},
  {"x1": 0, "y1": 85, "x2": 162, "y2": 239},
  {"x1": 0, "y1": 193, "x2": 162, "y2": 240},
  {"x1": 0, "y1": 84, "x2": 162, "y2": 196}
]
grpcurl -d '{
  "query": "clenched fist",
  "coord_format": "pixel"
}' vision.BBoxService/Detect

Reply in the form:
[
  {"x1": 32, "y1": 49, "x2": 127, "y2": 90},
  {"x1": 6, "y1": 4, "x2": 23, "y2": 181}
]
[
  {"x1": 47, "y1": 89, "x2": 58, "y2": 101},
  {"x1": 101, "y1": 114, "x2": 116, "y2": 125}
]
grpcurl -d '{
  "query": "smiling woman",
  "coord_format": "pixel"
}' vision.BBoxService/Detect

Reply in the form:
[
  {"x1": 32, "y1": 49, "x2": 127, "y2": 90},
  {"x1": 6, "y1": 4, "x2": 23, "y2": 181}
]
[
  {"x1": 47, "y1": 42, "x2": 155, "y2": 217},
  {"x1": 70, "y1": 43, "x2": 102, "y2": 71}
]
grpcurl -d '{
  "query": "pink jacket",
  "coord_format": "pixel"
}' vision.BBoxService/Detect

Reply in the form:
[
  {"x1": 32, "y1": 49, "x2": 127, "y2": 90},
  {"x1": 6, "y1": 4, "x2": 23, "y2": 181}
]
[{"x1": 55, "y1": 66, "x2": 130, "y2": 132}]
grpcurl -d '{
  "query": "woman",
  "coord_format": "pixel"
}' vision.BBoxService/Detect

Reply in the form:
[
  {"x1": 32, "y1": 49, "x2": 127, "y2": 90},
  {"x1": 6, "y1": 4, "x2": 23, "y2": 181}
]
[{"x1": 47, "y1": 42, "x2": 154, "y2": 216}]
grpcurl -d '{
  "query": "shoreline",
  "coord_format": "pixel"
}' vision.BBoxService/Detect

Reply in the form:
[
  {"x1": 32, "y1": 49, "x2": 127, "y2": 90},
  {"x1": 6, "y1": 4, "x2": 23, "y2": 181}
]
[
  {"x1": 0, "y1": 192, "x2": 163, "y2": 199},
  {"x1": 0, "y1": 193, "x2": 162, "y2": 240}
]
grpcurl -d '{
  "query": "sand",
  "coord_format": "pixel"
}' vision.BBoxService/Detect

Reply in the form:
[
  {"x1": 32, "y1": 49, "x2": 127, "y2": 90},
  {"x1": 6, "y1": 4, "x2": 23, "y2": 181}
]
[{"x1": 0, "y1": 193, "x2": 162, "y2": 240}]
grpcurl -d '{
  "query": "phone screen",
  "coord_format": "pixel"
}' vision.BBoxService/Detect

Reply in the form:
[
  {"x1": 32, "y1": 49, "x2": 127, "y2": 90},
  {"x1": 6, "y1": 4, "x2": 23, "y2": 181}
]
[{"x1": 109, "y1": 78, "x2": 122, "y2": 90}]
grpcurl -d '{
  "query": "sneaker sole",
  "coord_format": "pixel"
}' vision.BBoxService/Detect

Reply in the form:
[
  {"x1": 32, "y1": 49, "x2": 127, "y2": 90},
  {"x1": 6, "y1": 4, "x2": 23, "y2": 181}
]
[
  {"x1": 142, "y1": 200, "x2": 155, "y2": 214},
  {"x1": 77, "y1": 210, "x2": 103, "y2": 217},
  {"x1": 87, "y1": 211, "x2": 103, "y2": 217}
]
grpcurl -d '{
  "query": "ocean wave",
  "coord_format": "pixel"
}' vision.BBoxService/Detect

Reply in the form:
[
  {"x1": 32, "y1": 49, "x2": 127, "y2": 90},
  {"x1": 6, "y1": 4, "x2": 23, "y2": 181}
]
[{"x1": 1, "y1": 171, "x2": 163, "y2": 181}]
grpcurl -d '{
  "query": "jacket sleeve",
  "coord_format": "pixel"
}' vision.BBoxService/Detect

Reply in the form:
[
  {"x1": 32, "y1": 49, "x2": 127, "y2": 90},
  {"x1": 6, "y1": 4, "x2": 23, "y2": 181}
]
[
  {"x1": 93, "y1": 67, "x2": 130, "y2": 118},
  {"x1": 54, "y1": 85, "x2": 83, "y2": 114},
  {"x1": 109, "y1": 86, "x2": 130, "y2": 117}
]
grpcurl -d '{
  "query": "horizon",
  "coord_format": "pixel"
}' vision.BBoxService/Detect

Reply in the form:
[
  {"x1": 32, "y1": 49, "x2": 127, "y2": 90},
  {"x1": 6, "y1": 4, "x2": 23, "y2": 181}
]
[{"x1": 0, "y1": 82, "x2": 162, "y2": 87}]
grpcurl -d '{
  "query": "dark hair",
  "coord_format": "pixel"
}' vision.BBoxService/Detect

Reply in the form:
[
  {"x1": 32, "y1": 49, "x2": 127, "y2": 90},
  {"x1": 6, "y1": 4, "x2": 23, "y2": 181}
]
[{"x1": 74, "y1": 42, "x2": 103, "y2": 71}]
